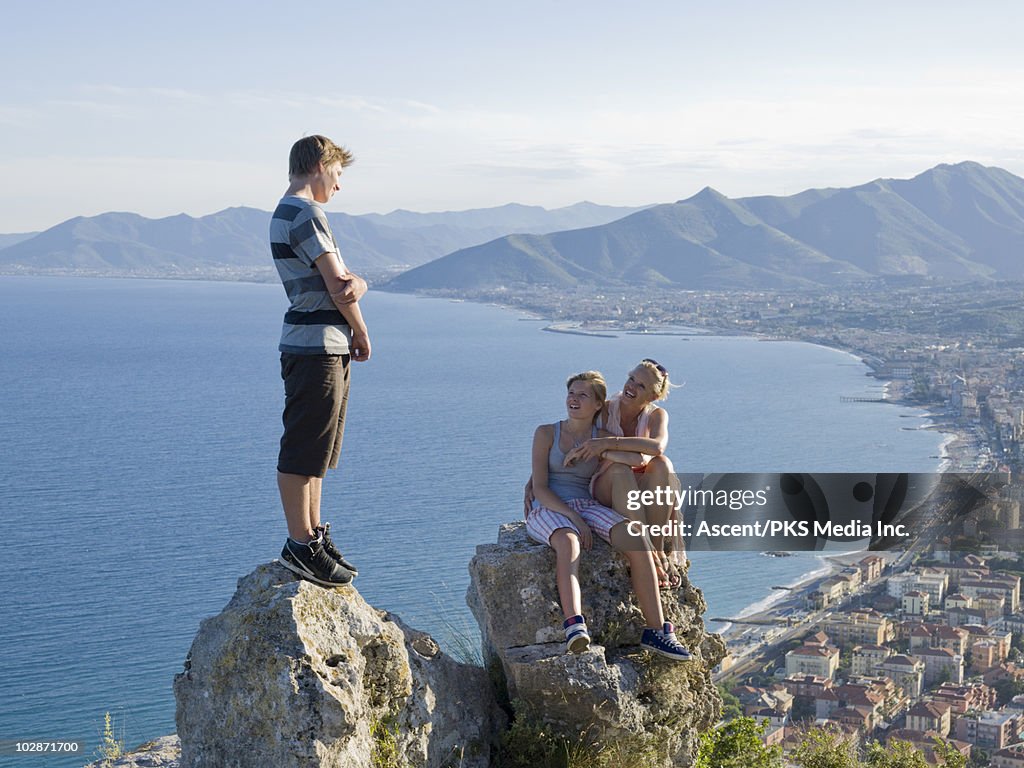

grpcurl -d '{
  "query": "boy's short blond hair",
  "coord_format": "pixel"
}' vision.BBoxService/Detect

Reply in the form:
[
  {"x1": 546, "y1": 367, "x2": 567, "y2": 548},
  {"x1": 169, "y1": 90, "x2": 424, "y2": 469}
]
[{"x1": 289, "y1": 135, "x2": 354, "y2": 178}]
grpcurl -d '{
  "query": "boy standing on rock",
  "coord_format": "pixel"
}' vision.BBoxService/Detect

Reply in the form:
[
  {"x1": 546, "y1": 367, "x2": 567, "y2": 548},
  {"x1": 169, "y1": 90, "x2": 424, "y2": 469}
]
[{"x1": 271, "y1": 135, "x2": 371, "y2": 587}]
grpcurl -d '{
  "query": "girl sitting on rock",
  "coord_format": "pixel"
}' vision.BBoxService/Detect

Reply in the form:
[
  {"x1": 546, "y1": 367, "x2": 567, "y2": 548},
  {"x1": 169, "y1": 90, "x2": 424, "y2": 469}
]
[{"x1": 525, "y1": 370, "x2": 691, "y2": 660}]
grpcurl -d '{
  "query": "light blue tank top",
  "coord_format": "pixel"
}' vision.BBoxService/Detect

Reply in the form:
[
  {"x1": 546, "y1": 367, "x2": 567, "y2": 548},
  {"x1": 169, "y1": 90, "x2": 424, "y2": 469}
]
[{"x1": 546, "y1": 421, "x2": 599, "y2": 502}]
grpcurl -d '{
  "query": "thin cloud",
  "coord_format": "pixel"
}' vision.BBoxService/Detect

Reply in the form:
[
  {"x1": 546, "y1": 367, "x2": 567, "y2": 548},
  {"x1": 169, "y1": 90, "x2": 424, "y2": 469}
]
[
  {"x1": 76, "y1": 84, "x2": 207, "y2": 102},
  {"x1": 402, "y1": 99, "x2": 443, "y2": 114},
  {"x1": 3, "y1": 62, "x2": 1024, "y2": 229},
  {"x1": 227, "y1": 89, "x2": 400, "y2": 116},
  {"x1": 463, "y1": 163, "x2": 591, "y2": 181}
]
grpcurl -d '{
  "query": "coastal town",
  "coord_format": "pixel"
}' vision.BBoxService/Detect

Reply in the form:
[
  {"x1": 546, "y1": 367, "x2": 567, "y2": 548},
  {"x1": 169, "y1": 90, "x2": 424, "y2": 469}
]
[{"x1": 707, "y1": 534, "x2": 1024, "y2": 766}]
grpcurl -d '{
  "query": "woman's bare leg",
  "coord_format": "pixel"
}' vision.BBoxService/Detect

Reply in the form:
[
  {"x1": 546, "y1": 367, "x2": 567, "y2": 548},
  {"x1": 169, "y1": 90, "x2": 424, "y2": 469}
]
[
  {"x1": 639, "y1": 456, "x2": 683, "y2": 579},
  {"x1": 609, "y1": 521, "x2": 665, "y2": 629},
  {"x1": 550, "y1": 528, "x2": 583, "y2": 619},
  {"x1": 595, "y1": 464, "x2": 670, "y2": 586}
]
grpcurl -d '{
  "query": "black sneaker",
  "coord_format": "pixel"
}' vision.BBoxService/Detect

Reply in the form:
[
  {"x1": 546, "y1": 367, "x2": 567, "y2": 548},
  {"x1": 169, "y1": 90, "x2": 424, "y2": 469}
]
[
  {"x1": 315, "y1": 522, "x2": 359, "y2": 575},
  {"x1": 280, "y1": 534, "x2": 354, "y2": 587}
]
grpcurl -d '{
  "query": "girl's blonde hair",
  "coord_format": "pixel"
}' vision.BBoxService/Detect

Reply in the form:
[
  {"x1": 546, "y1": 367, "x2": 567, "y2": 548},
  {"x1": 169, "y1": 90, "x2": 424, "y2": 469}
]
[{"x1": 566, "y1": 371, "x2": 607, "y2": 421}]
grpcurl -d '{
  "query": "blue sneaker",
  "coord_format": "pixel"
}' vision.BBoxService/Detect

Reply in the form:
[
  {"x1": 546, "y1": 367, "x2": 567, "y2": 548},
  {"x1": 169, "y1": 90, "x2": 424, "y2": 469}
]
[
  {"x1": 563, "y1": 614, "x2": 591, "y2": 654},
  {"x1": 641, "y1": 622, "x2": 692, "y2": 661}
]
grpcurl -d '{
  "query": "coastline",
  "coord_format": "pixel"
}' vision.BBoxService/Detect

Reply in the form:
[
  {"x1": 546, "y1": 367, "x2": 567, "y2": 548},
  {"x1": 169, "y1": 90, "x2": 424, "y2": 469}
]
[
  {"x1": 789, "y1": 337, "x2": 973, "y2": 474},
  {"x1": 711, "y1": 555, "x2": 838, "y2": 660},
  {"x1": 712, "y1": 550, "x2": 903, "y2": 667}
]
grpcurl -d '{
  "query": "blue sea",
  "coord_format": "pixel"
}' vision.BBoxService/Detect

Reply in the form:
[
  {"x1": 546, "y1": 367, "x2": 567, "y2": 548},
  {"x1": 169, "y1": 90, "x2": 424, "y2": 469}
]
[{"x1": 0, "y1": 276, "x2": 944, "y2": 766}]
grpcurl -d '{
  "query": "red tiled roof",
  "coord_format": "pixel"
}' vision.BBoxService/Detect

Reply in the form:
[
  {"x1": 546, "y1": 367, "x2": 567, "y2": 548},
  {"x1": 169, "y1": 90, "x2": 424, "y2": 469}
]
[{"x1": 907, "y1": 701, "x2": 949, "y2": 719}]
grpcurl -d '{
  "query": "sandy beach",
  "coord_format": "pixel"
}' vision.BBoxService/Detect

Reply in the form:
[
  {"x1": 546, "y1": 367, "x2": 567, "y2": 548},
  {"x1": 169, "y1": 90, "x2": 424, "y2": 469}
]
[{"x1": 881, "y1": 379, "x2": 985, "y2": 473}]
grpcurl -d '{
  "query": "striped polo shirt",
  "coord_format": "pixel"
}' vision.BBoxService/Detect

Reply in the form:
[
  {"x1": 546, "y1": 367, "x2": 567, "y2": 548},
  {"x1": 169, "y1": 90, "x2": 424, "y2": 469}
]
[{"x1": 270, "y1": 195, "x2": 351, "y2": 355}]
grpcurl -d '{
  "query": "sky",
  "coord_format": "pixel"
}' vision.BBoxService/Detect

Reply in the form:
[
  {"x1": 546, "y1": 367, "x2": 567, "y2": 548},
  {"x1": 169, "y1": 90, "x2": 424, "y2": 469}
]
[{"x1": 2, "y1": 0, "x2": 1023, "y2": 232}]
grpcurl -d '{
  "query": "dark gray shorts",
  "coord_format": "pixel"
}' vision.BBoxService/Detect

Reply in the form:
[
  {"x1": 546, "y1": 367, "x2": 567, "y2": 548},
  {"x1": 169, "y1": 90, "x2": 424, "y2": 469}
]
[{"x1": 277, "y1": 353, "x2": 351, "y2": 478}]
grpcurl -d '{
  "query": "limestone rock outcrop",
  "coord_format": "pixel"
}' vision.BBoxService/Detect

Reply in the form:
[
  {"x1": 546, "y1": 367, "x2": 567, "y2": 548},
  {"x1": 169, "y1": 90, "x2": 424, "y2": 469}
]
[
  {"x1": 468, "y1": 522, "x2": 726, "y2": 767},
  {"x1": 174, "y1": 563, "x2": 502, "y2": 768}
]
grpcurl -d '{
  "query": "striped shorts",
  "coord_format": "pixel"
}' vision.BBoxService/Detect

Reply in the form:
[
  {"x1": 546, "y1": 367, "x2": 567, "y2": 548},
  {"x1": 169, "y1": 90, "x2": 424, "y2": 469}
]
[{"x1": 526, "y1": 498, "x2": 626, "y2": 546}]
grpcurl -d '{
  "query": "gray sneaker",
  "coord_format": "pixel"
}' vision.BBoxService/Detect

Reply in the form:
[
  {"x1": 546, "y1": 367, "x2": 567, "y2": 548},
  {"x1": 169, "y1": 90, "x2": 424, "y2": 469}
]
[{"x1": 280, "y1": 534, "x2": 353, "y2": 587}]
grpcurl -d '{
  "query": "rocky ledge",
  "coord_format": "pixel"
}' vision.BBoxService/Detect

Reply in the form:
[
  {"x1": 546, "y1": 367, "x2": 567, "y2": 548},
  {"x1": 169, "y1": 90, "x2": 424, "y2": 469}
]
[
  {"x1": 173, "y1": 562, "x2": 502, "y2": 768},
  {"x1": 159, "y1": 521, "x2": 722, "y2": 767},
  {"x1": 468, "y1": 521, "x2": 725, "y2": 767}
]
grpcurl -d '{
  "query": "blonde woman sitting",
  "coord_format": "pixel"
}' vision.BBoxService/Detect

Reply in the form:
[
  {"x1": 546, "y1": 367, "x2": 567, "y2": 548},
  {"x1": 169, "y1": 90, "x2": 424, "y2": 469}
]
[{"x1": 567, "y1": 359, "x2": 684, "y2": 588}]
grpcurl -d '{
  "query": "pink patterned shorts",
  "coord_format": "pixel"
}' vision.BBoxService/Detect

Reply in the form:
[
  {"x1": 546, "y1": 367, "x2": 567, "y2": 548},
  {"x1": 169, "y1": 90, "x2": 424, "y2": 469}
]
[{"x1": 525, "y1": 498, "x2": 626, "y2": 546}]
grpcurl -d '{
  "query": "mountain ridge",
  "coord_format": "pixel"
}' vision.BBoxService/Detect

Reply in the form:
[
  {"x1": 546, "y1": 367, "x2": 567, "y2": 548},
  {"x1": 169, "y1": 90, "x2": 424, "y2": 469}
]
[
  {"x1": 5, "y1": 162, "x2": 1022, "y2": 290},
  {"x1": 0, "y1": 202, "x2": 647, "y2": 275},
  {"x1": 387, "y1": 162, "x2": 1024, "y2": 291}
]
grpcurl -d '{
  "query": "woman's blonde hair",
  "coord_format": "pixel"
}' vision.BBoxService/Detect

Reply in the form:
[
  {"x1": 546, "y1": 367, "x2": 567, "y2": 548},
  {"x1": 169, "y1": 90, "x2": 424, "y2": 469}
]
[
  {"x1": 638, "y1": 358, "x2": 677, "y2": 401},
  {"x1": 566, "y1": 370, "x2": 607, "y2": 421}
]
